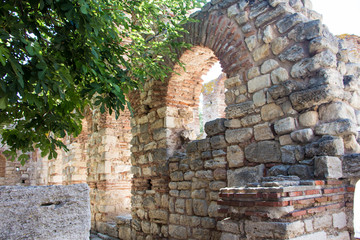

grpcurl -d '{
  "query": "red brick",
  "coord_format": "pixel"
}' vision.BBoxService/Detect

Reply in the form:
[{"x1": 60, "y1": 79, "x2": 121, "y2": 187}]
[
  {"x1": 328, "y1": 194, "x2": 344, "y2": 201},
  {"x1": 347, "y1": 186, "x2": 355, "y2": 192},
  {"x1": 315, "y1": 197, "x2": 328, "y2": 203},
  {"x1": 256, "y1": 201, "x2": 289, "y2": 207},
  {"x1": 295, "y1": 198, "x2": 315, "y2": 205},
  {"x1": 305, "y1": 189, "x2": 321, "y2": 195},
  {"x1": 238, "y1": 201, "x2": 256, "y2": 207},
  {"x1": 327, "y1": 180, "x2": 343, "y2": 185},
  {"x1": 307, "y1": 206, "x2": 326, "y2": 214},
  {"x1": 314, "y1": 180, "x2": 325, "y2": 185},
  {"x1": 326, "y1": 203, "x2": 341, "y2": 210},
  {"x1": 288, "y1": 191, "x2": 303, "y2": 197},
  {"x1": 291, "y1": 210, "x2": 307, "y2": 217}
]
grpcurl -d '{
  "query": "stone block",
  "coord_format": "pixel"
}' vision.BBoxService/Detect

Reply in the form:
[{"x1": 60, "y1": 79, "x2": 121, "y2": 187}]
[
  {"x1": 217, "y1": 218, "x2": 240, "y2": 234},
  {"x1": 226, "y1": 101, "x2": 255, "y2": 119},
  {"x1": 254, "y1": 122, "x2": 275, "y2": 141},
  {"x1": 245, "y1": 220, "x2": 304, "y2": 239},
  {"x1": 279, "y1": 45, "x2": 305, "y2": 62},
  {"x1": 220, "y1": 232, "x2": 239, "y2": 240},
  {"x1": 290, "y1": 85, "x2": 343, "y2": 111},
  {"x1": 255, "y1": 3, "x2": 291, "y2": 27},
  {"x1": 342, "y1": 154, "x2": 360, "y2": 178},
  {"x1": 268, "y1": 165, "x2": 290, "y2": 176},
  {"x1": 245, "y1": 141, "x2": 281, "y2": 163},
  {"x1": 193, "y1": 199, "x2": 208, "y2": 216},
  {"x1": 263, "y1": 25, "x2": 276, "y2": 43},
  {"x1": 319, "y1": 101, "x2": 356, "y2": 123},
  {"x1": 314, "y1": 156, "x2": 342, "y2": 179},
  {"x1": 245, "y1": 35, "x2": 258, "y2": 52},
  {"x1": 0, "y1": 184, "x2": 91, "y2": 240},
  {"x1": 210, "y1": 135, "x2": 228, "y2": 149},
  {"x1": 290, "y1": 129, "x2": 314, "y2": 143},
  {"x1": 261, "y1": 59, "x2": 279, "y2": 74},
  {"x1": 169, "y1": 225, "x2": 187, "y2": 239},
  {"x1": 253, "y1": 89, "x2": 266, "y2": 107},
  {"x1": 310, "y1": 36, "x2": 339, "y2": 55},
  {"x1": 205, "y1": 119, "x2": 226, "y2": 136},
  {"x1": 241, "y1": 114, "x2": 262, "y2": 127},
  {"x1": 315, "y1": 119, "x2": 358, "y2": 136},
  {"x1": 281, "y1": 145, "x2": 304, "y2": 164},
  {"x1": 225, "y1": 128, "x2": 253, "y2": 144},
  {"x1": 288, "y1": 165, "x2": 313, "y2": 179},
  {"x1": 227, "y1": 145, "x2": 245, "y2": 168},
  {"x1": 252, "y1": 44, "x2": 270, "y2": 62},
  {"x1": 184, "y1": 171, "x2": 195, "y2": 180},
  {"x1": 271, "y1": 36, "x2": 290, "y2": 55},
  {"x1": 288, "y1": 20, "x2": 323, "y2": 42},
  {"x1": 249, "y1": 1, "x2": 270, "y2": 19},
  {"x1": 288, "y1": 231, "x2": 327, "y2": 240},
  {"x1": 276, "y1": 13, "x2": 307, "y2": 33},
  {"x1": 274, "y1": 117, "x2": 296, "y2": 135},
  {"x1": 248, "y1": 67, "x2": 261, "y2": 80},
  {"x1": 333, "y1": 212, "x2": 347, "y2": 229},
  {"x1": 279, "y1": 134, "x2": 294, "y2": 145},
  {"x1": 314, "y1": 214, "x2": 332, "y2": 230},
  {"x1": 248, "y1": 74, "x2": 271, "y2": 93},
  {"x1": 305, "y1": 136, "x2": 344, "y2": 158},
  {"x1": 227, "y1": 164, "x2": 265, "y2": 187},
  {"x1": 271, "y1": 67, "x2": 289, "y2": 84},
  {"x1": 261, "y1": 103, "x2": 284, "y2": 121},
  {"x1": 299, "y1": 111, "x2": 318, "y2": 127},
  {"x1": 235, "y1": 11, "x2": 249, "y2": 26},
  {"x1": 204, "y1": 158, "x2": 227, "y2": 169}
]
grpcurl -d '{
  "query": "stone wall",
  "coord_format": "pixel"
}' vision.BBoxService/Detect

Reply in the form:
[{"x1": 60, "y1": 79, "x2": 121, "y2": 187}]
[{"x1": 0, "y1": 184, "x2": 91, "y2": 240}]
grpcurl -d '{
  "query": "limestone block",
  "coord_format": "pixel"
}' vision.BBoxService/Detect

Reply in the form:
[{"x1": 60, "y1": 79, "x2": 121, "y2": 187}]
[
  {"x1": 195, "y1": 170, "x2": 213, "y2": 180},
  {"x1": 225, "y1": 119, "x2": 242, "y2": 128},
  {"x1": 343, "y1": 135, "x2": 360, "y2": 153},
  {"x1": 217, "y1": 218, "x2": 240, "y2": 234},
  {"x1": 245, "y1": 220, "x2": 304, "y2": 239},
  {"x1": 315, "y1": 119, "x2": 358, "y2": 136},
  {"x1": 290, "y1": 129, "x2": 314, "y2": 143},
  {"x1": 305, "y1": 136, "x2": 344, "y2": 158},
  {"x1": 310, "y1": 36, "x2": 339, "y2": 55},
  {"x1": 227, "y1": 145, "x2": 245, "y2": 168},
  {"x1": 327, "y1": 231, "x2": 350, "y2": 240},
  {"x1": 333, "y1": 212, "x2": 347, "y2": 229},
  {"x1": 227, "y1": 164, "x2": 265, "y2": 187},
  {"x1": 288, "y1": 20, "x2": 323, "y2": 42},
  {"x1": 193, "y1": 199, "x2": 208, "y2": 216},
  {"x1": 0, "y1": 184, "x2": 90, "y2": 240},
  {"x1": 227, "y1": 4, "x2": 239, "y2": 18},
  {"x1": 201, "y1": 217, "x2": 216, "y2": 229},
  {"x1": 204, "y1": 158, "x2": 227, "y2": 169},
  {"x1": 234, "y1": 11, "x2": 249, "y2": 26},
  {"x1": 225, "y1": 75, "x2": 241, "y2": 89},
  {"x1": 214, "y1": 168, "x2": 227, "y2": 180},
  {"x1": 253, "y1": 89, "x2": 267, "y2": 107},
  {"x1": 274, "y1": 117, "x2": 296, "y2": 135},
  {"x1": 289, "y1": 231, "x2": 327, "y2": 240},
  {"x1": 169, "y1": 225, "x2": 187, "y2": 239},
  {"x1": 210, "y1": 135, "x2": 227, "y2": 149},
  {"x1": 314, "y1": 214, "x2": 332, "y2": 230},
  {"x1": 241, "y1": 114, "x2": 262, "y2": 127},
  {"x1": 319, "y1": 102, "x2": 356, "y2": 123},
  {"x1": 341, "y1": 154, "x2": 360, "y2": 178},
  {"x1": 279, "y1": 45, "x2": 305, "y2": 62},
  {"x1": 225, "y1": 128, "x2": 253, "y2": 144},
  {"x1": 205, "y1": 119, "x2": 226, "y2": 136},
  {"x1": 299, "y1": 111, "x2": 318, "y2": 127},
  {"x1": 276, "y1": 13, "x2": 307, "y2": 34},
  {"x1": 261, "y1": 59, "x2": 279, "y2": 74},
  {"x1": 290, "y1": 85, "x2": 343, "y2": 111},
  {"x1": 281, "y1": 145, "x2": 304, "y2": 164},
  {"x1": 254, "y1": 122, "x2": 275, "y2": 141},
  {"x1": 261, "y1": 103, "x2": 284, "y2": 121},
  {"x1": 249, "y1": 1, "x2": 270, "y2": 19},
  {"x1": 245, "y1": 35, "x2": 258, "y2": 52},
  {"x1": 263, "y1": 25, "x2": 276, "y2": 43},
  {"x1": 314, "y1": 156, "x2": 342, "y2": 179},
  {"x1": 255, "y1": 3, "x2": 292, "y2": 28},
  {"x1": 252, "y1": 44, "x2": 270, "y2": 62},
  {"x1": 248, "y1": 74, "x2": 271, "y2": 93},
  {"x1": 245, "y1": 141, "x2": 281, "y2": 163},
  {"x1": 288, "y1": 165, "x2": 313, "y2": 179},
  {"x1": 268, "y1": 165, "x2": 290, "y2": 176},
  {"x1": 209, "y1": 181, "x2": 226, "y2": 191},
  {"x1": 271, "y1": 36, "x2": 290, "y2": 55},
  {"x1": 226, "y1": 101, "x2": 255, "y2": 119},
  {"x1": 271, "y1": 67, "x2": 289, "y2": 84},
  {"x1": 248, "y1": 67, "x2": 261, "y2": 80},
  {"x1": 220, "y1": 232, "x2": 239, "y2": 240}
]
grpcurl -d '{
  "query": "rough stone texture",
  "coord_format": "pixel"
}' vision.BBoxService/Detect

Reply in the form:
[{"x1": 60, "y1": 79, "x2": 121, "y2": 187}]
[
  {"x1": 342, "y1": 154, "x2": 360, "y2": 178},
  {"x1": 290, "y1": 129, "x2": 314, "y2": 143},
  {"x1": 315, "y1": 119, "x2": 358, "y2": 136},
  {"x1": 227, "y1": 164, "x2": 265, "y2": 187},
  {"x1": 0, "y1": 184, "x2": 91, "y2": 240},
  {"x1": 225, "y1": 128, "x2": 253, "y2": 144},
  {"x1": 314, "y1": 156, "x2": 343, "y2": 179},
  {"x1": 274, "y1": 117, "x2": 296, "y2": 135},
  {"x1": 245, "y1": 141, "x2": 281, "y2": 163}
]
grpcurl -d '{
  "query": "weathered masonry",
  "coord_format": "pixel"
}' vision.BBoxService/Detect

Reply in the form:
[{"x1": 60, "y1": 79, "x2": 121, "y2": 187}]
[{"x1": 2, "y1": 0, "x2": 360, "y2": 239}]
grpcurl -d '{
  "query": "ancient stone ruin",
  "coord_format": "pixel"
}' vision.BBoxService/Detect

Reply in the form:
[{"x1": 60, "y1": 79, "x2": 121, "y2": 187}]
[{"x1": 1, "y1": 0, "x2": 360, "y2": 239}]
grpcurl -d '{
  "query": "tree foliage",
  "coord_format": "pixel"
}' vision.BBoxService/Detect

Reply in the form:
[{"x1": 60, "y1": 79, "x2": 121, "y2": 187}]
[{"x1": 0, "y1": 0, "x2": 202, "y2": 164}]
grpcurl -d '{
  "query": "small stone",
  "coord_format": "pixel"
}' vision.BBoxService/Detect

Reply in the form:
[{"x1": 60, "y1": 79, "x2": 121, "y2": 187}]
[
  {"x1": 261, "y1": 103, "x2": 284, "y2": 121},
  {"x1": 227, "y1": 145, "x2": 245, "y2": 168},
  {"x1": 193, "y1": 199, "x2": 208, "y2": 216},
  {"x1": 288, "y1": 20, "x2": 323, "y2": 42},
  {"x1": 248, "y1": 67, "x2": 261, "y2": 80},
  {"x1": 252, "y1": 44, "x2": 270, "y2": 62},
  {"x1": 224, "y1": 119, "x2": 242, "y2": 128},
  {"x1": 241, "y1": 114, "x2": 262, "y2": 127},
  {"x1": 276, "y1": 13, "x2": 306, "y2": 33},
  {"x1": 288, "y1": 165, "x2": 313, "y2": 179},
  {"x1": 210, "y1": 135, "x2": 227, "y2": 149},
  {"x1": 271, "y1": 67, "x2": 289, "y2": 84},
  {"x1": 290, "y1": 129, "x2": 314, "y2": 143},
  {"x1": 248, "y1": 74, "x2": 271, "y2": 93},
  {"x1": 263, "y1": 25, "x2": 276, "y2": 43},
  {"x1": 279, "y1": 135, "x2": 294, "y2": 145},
  {"x1": 319, "y1": 101, "x2": 356, "y2": 123},
  {"x1": 245, "y1": 35, "x2": 258, "y2": 52},
  {"x1": 254, "y1": 123, "x2": 275, "y2": 141},
  {"x1": 268, "y1": 165, "x2": 290, "y2": 176},
  {"x1": 309, "y1": 36, "x2": 339, "y2": 55},
  {"x1": 205, "y1": 119, "x2": 226, "y2": 136},
  {"x1": 343, "y1": 135, "x2": 360, "y2": 153},
  {"x1": 226, "y1": 101, "x2": 255, "y2": 119},
  {"x1": 227, "y1": 4, "x2": 239, "y2": 18},
  {"x1": 169, "y1": 225, "x2": 187, "y2": 239},
  {"x1": 271, "y1": 36, "x2": 289, "y2": 55},
  {"x1": 217, "y1": 218, "x2": 240, "y2": 234},
  {"x1": 261, "y1": 59, "x2": 279, "y2": 74},
  {"x1": 274, "y1": 117, "x2": 296, "y2": 135},
  {"x1": 234, "y1": 12, "x2": 249, "y2": 26},
  {"x1": 253, "y1": 90, "x2": 266, "y2": 107},
  {"x1": 281, "y1": 145, "x2": 304, "y2": 164},
  {"x1": 299, "y1": 111, "x2": 318, "y2": 127},
  {"x1": 314, "y1": 156, "x2": 342, "y2": 179},
  {"x1": 225, "y1": 75, "x2": 241, "y2": 88},
  {"x1": 314, "y1": 119, "x2": 358, "y2": 136},
  {"x1": 333, "y1": 212, "x2": 347, "y2": 229},
  {"x1": 305, "y1": 136, "x2": 344, "y2": 158}
]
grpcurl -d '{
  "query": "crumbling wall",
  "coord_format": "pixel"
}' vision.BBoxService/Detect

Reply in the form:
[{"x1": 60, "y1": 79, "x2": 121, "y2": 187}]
[{"x1": 0, "y1": 184, "x2": 91, "y2": 240}]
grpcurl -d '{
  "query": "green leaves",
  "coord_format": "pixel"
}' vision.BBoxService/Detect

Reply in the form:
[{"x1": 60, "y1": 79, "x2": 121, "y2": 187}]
[{"x1": 0, "y1": 0, "x2": 202, "y2": 164}]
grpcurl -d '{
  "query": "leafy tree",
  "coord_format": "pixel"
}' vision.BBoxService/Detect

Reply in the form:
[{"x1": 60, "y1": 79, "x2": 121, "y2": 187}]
[{"x1": 0, "y1": 0, "x2": 202, "y2": 164}]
